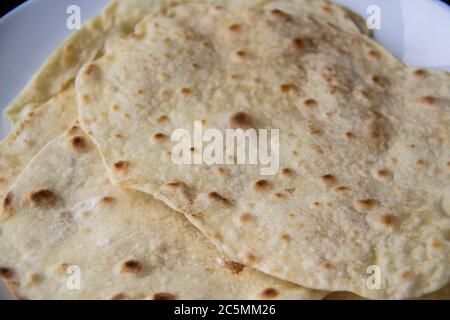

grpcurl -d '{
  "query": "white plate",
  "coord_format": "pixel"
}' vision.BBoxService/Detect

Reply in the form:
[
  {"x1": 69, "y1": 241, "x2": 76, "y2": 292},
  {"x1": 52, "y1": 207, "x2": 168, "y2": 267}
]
[{"x1": 0, "y1": 0, "x2": 449, "y2": 300}]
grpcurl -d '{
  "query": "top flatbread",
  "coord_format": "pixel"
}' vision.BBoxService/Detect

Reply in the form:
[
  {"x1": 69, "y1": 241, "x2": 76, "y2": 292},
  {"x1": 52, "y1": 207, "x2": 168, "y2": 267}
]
[
  {"x1": 1, "y1": 0, "x2": 369, "y2": 211},
  {"x1": 77, "y1": 1, "x2": 450, "y2": 299},
  {"x1": 1, "y1": 0, "x2": 358, "y2": 299},
  {"x1": 4, "y1": 0, "x2": 368, "y2": 124}
]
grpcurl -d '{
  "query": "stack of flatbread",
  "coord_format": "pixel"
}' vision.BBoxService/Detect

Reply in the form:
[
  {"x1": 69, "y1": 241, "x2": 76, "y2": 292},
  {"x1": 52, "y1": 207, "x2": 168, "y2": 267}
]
[{"x1": 0, "y1": 0, "x2": 448, "y2": 300}]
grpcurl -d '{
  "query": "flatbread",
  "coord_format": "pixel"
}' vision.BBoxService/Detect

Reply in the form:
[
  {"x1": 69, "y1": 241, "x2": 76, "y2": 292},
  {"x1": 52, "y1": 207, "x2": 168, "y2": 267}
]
[
  {"x1": 3, "y1": 0, "x2": 177, "y2": 123},
  {"x1": 77, "y1": 1, "x2": 450, "y2": 299},
  {"x1": 0, "y1": 127, "x2": 325, "y2": 300},
  {"x1": 4, "y1": 0, "x2": 367, "y2": 124},
  {"x1": 0, "y1": 0, "x2": 365, "y2": 300},
  {"x1": 0, "y1": 88, "x2": 77, "y2": 212},
  {"x1": 0, "y1": 0, "x2": 368, "y2": 211},
  {"x1": 325, "y1": 284, "x2": 450, "y2": 300},
  {"x1": 1, "y1": 0, "x2": 180, "y2": 207}
]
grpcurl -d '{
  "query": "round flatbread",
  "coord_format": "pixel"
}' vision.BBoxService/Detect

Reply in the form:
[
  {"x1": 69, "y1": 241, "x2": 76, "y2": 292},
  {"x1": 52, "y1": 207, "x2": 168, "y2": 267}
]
[{"x1": 77, "y1": 1, "x2": 450, "y2": 299}]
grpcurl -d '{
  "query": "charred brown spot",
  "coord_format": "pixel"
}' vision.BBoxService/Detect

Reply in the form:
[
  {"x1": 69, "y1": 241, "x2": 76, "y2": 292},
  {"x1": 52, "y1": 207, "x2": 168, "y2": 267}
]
[
  {"x1": 345, "y1": 132, "x2": 356, "y2": 139},
  {"x1": 416, "y1": 159, "x2": 425, "y2": 165},
  {"x1": 29, "y1": 190, "x2": 56, "y2": 206},
  {"x1": 372, "y1": 75, "x2": 381, "y2": 84},
  {"x1": 113, "y1": 161, "x2": 129, "y2": 172},
  {"x1": 414, "y1": 69, "x2": 427, "y2": 77},
  {"x1": 281, "y1": 168, "x2": 295, "y2": 177},
  {"x1": 26, "y1": 273, "x2": 42, "y2": 285},
  {"x1": 153, "y1": 292, "x2": 176, "y2": 300},
  {"x1": 401, "y1": 271, "x2": 412, "y2": 280},
  {"x1": 335, "y1": 186, "x2": 349, "y2": 192},
  {"x1": 208, "y1": 192, "x2": 231, "y2": 206},
  {"x1": 54, "y1": 263, "x2": 69, "y2": 274},
  {"x1": 156, "y1": 115, "x2": 169, "y2": 123},
  {"x1": 70, "y1": 136, "x2": 86, "y2": 149},
  {"x1": 3, "y1": 191, "x2": 13, "y2": 211},
  {"x1": 304, "y1": 99, "x2": 317, "y2": 107},
  {"x1": 228, "y1": 23, "x2": 241, "y2": 32},
  {"x1": 239, "y1": 213, "x2": 255, "y2": 222},
  {"x1": 274, "y1": 192, "x2": 285, "y2": 199},
  {"x1": 111, "y1": 104, "x2": 120, "y2": 112},
  {"x1": 292, "y1": 38, "x2": 303, "y2": 49},
  {"x1": 270, "y1": 9, "x2": 289, "y2": 17},
  {"x1": 379, "y1": 213, "x2": 397, "y2": 226},
  {"x1": 153, "y1": 133, "x2": 167, "y2": 142},
  {"x1": 377, "y1": 169, "x2": 391, "y2": 177},
  {"x1": 229, "y1": 112, "x2": 252, "y2": 129},
  {"x1": 310, "y1": 127, "x2": 323, "y2": 135},
  {"x1": 236, "y1": 50, "x2": 246, "y2": 58},
  {"x1": 121, "y1": 260, "x2": 141, "y2": 274},
  {"x1": 321, "y1": 174, "x2": 336, "y2": 185},
  {"x1": 84, "y1": 64, "x2": 98, "y2": 76},
  {"x1": 253, "y1": 180, "x2": 272, "y2": 191},
  {"x1": 419, "y1": 96, "x2": 440, "y2": 106},
  {"x1": 180, "y1": 87, "x2": 192, "y2": 95},
  {"x1": 356, "y1": 199, "x2": 377, "y2": 208},
  {"x1": 280, "y1": 84, "x2": 297, "y2": 93},
  {"x1": 245, "y1": 252, "x2": 256, "y2": 262},
  {"x1": 322, "y1": 262, "x2": 335, "y2": 270},
  {"x1": 280, "y1": 234, "x2": 291, "y2": 241},
  {"x1": 291, "y1": 37, "x2": 315, "y2": 51},
  {"x1": 321, "y1": 4, "x2": 333, "y2": 12},
  {"x1": 225, "y1": 261, "x2": 245, "y2": 274},
  {"x1": 260, "y1": 287, "x2": 279, "y2": 299},
  {"x1": 0, "y1": 267, "x2": 14, "y2": 279},
  {"x1": 368, "y1": 50, "x2": 381, "y2": 58},
  {"x1": 101, "y1": 196, "x2": 115, "y2": 203},
  {"x1": 166, "y1": 181, "x2": 183, "y2": 188},
  {"x1": 218, "y1": 167, "x2": 226, "y2": 175},
  {"x1": 111, "y1": 293, "x2": 128, "y2": 300}
]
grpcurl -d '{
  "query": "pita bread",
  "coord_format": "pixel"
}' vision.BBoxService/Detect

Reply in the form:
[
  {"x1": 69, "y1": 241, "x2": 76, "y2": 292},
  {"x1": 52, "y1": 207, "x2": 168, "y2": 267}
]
[
  {"x1": 77, "y1": 1, "x2": 450, "y2": 299},
  {"x1": 0, "y1": 127, "x2": 325, "y2": 300},
  {"x1": 1, "y1": 0, "x2": 368, "y2": 208},
  {"x1": 0, "y1": 0, "x2": 362, "y2": 299},
  {"x1": 1, "y1": 0, "x2": 181, "y2": 207},
  {"x1": 325, "y1": 284, "x2": 450, "y2": 300},
  {"x1": 4, "y1": 0, "x2": 367, "y2": 124}
]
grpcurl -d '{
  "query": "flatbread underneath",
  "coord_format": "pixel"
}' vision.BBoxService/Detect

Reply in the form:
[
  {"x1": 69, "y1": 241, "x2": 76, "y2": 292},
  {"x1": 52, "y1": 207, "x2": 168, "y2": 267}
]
[{"x1": 0, "y1": 128, "x2": 325, "y2": 300}]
